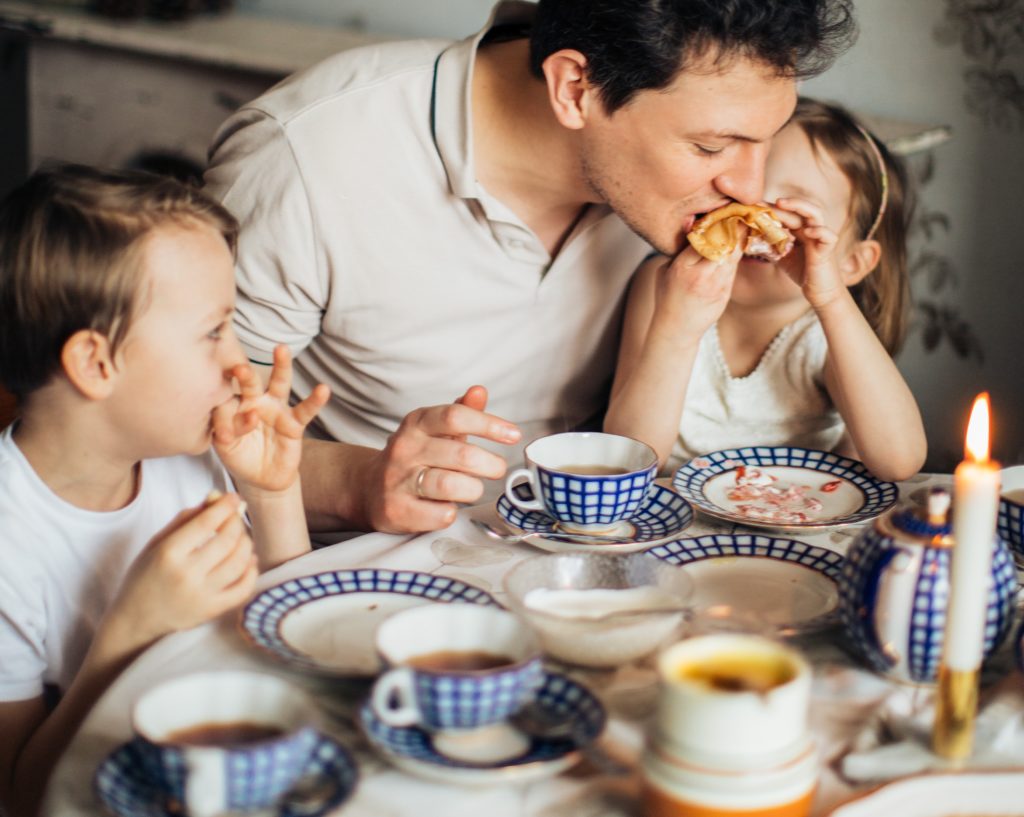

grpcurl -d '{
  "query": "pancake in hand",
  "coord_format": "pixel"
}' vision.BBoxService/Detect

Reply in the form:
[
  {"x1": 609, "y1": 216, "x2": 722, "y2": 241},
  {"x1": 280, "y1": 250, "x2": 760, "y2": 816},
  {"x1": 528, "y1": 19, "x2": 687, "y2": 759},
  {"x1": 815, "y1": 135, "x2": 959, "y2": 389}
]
[{"x1": 686, "y1": 203, "x2": 794, "y2": 262}]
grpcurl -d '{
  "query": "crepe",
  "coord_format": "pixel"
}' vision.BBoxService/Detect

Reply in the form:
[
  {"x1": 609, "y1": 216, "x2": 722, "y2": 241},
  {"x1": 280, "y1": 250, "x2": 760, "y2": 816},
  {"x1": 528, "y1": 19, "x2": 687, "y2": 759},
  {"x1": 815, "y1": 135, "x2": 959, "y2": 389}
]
[{"x1": 686, "y1": 203, "x2": 794, "y2": 262}]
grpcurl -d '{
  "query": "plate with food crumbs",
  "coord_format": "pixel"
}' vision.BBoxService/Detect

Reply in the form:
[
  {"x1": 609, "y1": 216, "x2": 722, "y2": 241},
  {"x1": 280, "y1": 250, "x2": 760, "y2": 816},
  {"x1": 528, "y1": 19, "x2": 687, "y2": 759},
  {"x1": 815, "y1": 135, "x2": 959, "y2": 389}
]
[
  {"x1": 240, "y1": 569, "x2": 498, "y2": 677},
  {"x1": 672, "y1": 447, "x2": 897, "y2": 532}
]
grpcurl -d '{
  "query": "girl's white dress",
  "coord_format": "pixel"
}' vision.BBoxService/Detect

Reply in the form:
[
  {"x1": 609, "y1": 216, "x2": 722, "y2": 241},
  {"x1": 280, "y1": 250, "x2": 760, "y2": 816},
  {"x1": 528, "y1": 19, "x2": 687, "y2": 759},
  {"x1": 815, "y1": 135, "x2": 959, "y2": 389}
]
[{"x1": 667, "y1": 309, "x2": 845, "y2": 474}]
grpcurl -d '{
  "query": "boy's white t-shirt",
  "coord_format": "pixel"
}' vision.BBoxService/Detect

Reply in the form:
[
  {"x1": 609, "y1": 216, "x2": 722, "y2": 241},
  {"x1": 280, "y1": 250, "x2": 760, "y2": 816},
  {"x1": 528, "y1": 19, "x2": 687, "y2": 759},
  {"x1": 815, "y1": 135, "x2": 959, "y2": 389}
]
[{"x1": 0, "y1": 425, "x2": 231, "y2": 701}]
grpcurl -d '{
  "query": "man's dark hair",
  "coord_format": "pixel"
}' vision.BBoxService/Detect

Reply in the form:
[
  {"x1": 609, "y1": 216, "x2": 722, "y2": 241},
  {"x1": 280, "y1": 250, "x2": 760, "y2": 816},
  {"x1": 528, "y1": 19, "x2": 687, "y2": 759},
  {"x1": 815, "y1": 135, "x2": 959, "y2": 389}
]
[{"x1": 528, "y1": 0, "x2": 857, "y2": 113}]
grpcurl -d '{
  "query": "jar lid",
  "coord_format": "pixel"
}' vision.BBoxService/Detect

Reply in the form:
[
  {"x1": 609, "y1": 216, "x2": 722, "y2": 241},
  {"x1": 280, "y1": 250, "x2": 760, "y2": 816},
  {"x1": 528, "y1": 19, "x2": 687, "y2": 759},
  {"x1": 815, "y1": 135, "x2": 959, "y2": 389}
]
[{"x1": 880, "y1": 487, "x2": 954, "y2": 546}]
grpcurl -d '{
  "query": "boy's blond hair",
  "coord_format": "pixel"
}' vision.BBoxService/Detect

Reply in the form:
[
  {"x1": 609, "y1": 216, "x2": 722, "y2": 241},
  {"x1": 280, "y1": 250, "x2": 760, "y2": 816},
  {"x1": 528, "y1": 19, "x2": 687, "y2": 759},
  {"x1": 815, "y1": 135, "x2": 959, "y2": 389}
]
[{"x1": 0, "y1": 164, "x2": 239, "y2": 401}]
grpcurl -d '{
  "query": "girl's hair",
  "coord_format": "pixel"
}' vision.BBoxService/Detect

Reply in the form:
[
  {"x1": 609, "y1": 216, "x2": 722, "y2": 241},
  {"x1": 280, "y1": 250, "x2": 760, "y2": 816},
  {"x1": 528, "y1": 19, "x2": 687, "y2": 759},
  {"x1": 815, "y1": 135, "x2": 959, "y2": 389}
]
[
  {"x1": 0, "y1": 163, "x2": 239, "y2": 401},
  {"x1": 790, "y1": 97, "x2": 913, "y2": 355}
]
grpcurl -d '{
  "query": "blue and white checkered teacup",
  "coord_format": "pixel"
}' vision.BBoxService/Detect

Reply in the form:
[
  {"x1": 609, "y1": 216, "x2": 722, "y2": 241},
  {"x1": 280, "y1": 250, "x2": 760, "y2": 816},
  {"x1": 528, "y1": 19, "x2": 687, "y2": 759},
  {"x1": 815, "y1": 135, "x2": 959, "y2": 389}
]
[
  {"x1": 505, "y1": 432, "x2": 658, "y2": 533},
  {"x1": 998, "y1": 465, "x2": 1024, "y2": 562},
  {"x1": 132, "y1": 671, "x2": 321, "y2": 817},
  {"x1": 370, "y1": 604, "x2": 544, "y2": 731}
]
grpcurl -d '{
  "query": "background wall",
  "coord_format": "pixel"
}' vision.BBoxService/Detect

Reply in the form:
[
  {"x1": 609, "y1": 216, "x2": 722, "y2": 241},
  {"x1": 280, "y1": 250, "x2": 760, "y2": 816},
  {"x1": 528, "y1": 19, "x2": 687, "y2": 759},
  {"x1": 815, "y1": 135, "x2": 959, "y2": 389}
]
[
  {"x1": 236, "y1": 0, "x2": 493, "y2": 38},
  {"x1": 13, "y1": 0, "x2": 1022, "y2": 469}
]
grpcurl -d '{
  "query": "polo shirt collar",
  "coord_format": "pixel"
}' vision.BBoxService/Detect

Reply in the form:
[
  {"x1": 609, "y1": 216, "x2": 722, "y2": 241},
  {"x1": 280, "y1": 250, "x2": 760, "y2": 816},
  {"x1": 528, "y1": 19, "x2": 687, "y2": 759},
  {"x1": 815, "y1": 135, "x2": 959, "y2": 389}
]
[{"x1": 431, "y1": 0, "x2": 536, "y2": 200}]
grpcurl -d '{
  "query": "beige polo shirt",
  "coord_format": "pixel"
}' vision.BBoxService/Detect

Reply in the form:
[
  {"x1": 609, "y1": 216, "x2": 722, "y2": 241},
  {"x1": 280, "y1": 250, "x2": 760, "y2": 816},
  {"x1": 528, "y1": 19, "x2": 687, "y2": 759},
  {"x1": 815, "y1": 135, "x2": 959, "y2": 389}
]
[{"x1": 205, "y1": 1, "x2": 652, "y2": 463}]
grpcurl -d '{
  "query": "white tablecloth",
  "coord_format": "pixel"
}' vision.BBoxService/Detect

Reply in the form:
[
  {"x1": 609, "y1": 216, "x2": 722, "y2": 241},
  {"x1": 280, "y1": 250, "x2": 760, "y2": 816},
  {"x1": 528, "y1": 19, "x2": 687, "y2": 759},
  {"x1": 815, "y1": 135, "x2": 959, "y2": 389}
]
[{"x1": 43, "y1": 474, "x2": 958, "y2": 817}]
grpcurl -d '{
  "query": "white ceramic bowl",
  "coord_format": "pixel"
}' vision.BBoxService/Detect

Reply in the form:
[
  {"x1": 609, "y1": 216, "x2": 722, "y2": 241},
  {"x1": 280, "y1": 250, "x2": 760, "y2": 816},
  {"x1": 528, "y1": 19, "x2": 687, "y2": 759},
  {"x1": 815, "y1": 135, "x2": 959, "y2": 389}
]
[{"x1": 502, "y1": 552, "x2": 694, "y2": 668}]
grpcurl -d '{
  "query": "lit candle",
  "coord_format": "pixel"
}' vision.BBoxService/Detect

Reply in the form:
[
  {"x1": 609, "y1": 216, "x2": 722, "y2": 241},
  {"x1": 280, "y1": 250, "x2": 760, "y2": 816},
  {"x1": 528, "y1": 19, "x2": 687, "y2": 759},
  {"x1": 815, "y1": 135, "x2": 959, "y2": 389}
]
[
  {"x1": 934, "y1": 392, "x2": 1000, "y2": 759},
  {"x1": 947, "y1": 393, "x2": 1000, "y2": 669}
]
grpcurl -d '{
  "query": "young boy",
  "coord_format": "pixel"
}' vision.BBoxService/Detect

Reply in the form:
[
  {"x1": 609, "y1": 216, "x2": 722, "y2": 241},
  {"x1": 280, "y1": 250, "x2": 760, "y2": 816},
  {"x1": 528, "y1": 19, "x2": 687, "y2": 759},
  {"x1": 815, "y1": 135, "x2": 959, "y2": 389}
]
[{"x1": 0, "y1": 164, "x2": 329, "y2": 816}]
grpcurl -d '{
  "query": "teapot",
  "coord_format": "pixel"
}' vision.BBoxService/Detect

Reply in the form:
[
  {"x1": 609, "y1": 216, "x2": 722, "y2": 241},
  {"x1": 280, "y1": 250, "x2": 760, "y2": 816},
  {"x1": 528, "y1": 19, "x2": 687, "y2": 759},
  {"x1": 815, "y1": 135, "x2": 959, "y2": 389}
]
[{"x1": 839, "y1": 488, "x2": 1017, "y2": 683}]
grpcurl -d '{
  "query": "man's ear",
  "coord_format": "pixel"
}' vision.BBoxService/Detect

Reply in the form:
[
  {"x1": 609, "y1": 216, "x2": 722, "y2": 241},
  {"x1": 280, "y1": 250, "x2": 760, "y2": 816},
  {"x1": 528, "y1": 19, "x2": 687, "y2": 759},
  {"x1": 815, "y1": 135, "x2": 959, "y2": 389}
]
[
  {"x1": 541, "y1": 48, "x2": 596, "y2": 130},
  {"x1": 61, "y1": 330, "x2": 118, "y2": 400},
  {"x1": 839, "y1": 239, "x2": 882, "y2": 287}
]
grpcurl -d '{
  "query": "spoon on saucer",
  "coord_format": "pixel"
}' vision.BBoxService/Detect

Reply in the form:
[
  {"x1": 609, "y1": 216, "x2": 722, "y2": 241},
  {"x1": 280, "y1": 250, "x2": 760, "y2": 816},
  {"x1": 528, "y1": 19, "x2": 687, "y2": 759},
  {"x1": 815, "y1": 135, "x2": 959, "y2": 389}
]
[{"x1": 470, "y1": 518, "x2": 629, "y2": 546}]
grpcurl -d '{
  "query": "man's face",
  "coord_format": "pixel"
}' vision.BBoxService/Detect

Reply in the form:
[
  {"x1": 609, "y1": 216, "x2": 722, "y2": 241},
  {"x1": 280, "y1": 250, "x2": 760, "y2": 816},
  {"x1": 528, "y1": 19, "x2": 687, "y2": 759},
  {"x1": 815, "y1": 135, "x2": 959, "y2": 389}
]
[{"x1": 578, "y1": 53, "x2": 797, "y2": 256}]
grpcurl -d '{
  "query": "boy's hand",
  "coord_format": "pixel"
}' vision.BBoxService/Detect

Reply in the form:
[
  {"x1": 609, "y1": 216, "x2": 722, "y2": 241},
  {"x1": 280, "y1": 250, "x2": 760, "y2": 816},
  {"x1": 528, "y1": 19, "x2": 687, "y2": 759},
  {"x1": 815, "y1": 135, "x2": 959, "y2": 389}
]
[
  {"x1": 773, "y1": 197, "x2": 846, "y2": 309},
  {"x1": 109, "y1": 494, "x2": 258, "y2": 647},
  {"x1": 212, "y1": 345, "x2": 330, "y2": 492}
]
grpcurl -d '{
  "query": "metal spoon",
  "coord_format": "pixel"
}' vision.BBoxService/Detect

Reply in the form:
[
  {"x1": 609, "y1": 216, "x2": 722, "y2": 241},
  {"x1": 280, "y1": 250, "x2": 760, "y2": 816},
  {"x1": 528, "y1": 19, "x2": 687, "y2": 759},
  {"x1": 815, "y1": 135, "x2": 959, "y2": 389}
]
[{"x1": 470, "y1": 517, "x2": 630, "y2": 546}]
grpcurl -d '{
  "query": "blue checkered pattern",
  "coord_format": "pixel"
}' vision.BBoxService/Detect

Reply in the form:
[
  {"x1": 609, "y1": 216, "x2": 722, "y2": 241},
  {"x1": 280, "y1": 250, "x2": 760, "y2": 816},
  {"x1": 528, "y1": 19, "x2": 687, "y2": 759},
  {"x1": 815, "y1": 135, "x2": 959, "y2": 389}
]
[
  {"x1": 360, "y1": 671, "x2": 605, "y2": 769},
  {"x1": 839, "y1": 523, "x2": 1017, "y2": 683},
  {"x1": 241, "y1": 570, "x2": 497, "y2": 670},
  {"x1": 997, "y1": 497, "x2": 1024, "y2": 559},
  {"x1": 672, "y1": 447, "x2": 898, "y2": 528},
  {"x1": 498, "y1": 483, "x2": 693, "y2": 544},
  {"x1": 534, "y1": 464, "x2": 656, "y2": 526},
  {"x1": 94, "y1": 733, "x2": 357, "y2": 817},
  {"x1": 650, "y1": 533, "x2": 844, "y2": 578},
  {"x1": 410, "y1": 657, "x2": 545, "y2": 730}
]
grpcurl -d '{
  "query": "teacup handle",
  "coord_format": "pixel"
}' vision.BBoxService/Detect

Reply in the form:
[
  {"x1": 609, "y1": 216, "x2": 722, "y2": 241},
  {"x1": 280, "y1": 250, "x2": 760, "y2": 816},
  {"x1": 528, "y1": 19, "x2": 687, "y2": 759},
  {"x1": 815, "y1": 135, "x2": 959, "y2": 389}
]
[
  {"x1": 505, "y1": 468, "x2": 544, "y2": 513},
  {"x1": 371, "y1": 667, "x2": 421, "y2": 728}
]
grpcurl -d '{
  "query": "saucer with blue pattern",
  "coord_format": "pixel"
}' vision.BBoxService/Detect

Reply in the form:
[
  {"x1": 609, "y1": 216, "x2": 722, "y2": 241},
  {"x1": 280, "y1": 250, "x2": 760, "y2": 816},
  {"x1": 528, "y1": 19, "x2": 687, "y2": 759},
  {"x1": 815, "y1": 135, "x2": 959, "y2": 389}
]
[
  {"x1": 673, "y1": 447, "x2": 898, "y2": 532},
  {"x1": 94, "y1": 731, "x2": 357, "y2": 817},
  {"x1": 358, "y1": 671, "x2": 605, "y2": 786},
  {"x1": 649, "y1": 533, "x2": 845, "y2": 634},
  {"x1": 496, "y1": 482, "x2": 693, "y2": 553},
  {"x1": 240, "y1": 569, "x2": 498, "y2": 677}
]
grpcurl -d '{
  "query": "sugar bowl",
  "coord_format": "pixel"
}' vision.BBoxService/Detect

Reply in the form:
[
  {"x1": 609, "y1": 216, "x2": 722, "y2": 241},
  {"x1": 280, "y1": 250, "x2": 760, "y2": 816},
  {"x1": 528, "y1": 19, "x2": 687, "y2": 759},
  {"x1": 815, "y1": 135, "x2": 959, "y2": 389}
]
[{"x1": 839, "y1": 488, "x2": 1017, "y2": 683}]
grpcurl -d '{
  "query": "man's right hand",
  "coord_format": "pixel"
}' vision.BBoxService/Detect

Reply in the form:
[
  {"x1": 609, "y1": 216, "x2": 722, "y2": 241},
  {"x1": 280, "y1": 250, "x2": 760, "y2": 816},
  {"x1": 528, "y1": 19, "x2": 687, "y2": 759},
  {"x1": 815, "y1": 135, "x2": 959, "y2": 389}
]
[{"x1": 361, "y1": 385, "x2": 521, "y2": 533}]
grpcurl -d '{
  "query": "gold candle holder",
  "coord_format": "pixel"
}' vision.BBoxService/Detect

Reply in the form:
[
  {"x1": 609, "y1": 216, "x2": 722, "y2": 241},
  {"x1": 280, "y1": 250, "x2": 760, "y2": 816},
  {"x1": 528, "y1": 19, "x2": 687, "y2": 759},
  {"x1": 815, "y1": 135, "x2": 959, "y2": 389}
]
[{"x1": 932, "y1": 665, "x2": 979, "y2": 760}]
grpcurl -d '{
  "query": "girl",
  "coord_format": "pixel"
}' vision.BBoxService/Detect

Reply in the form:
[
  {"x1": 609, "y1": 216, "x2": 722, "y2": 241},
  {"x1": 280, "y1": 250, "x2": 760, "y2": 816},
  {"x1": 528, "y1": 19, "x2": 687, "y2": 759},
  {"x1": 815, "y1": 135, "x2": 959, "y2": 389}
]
[{"x1": 604, "y1": 98, "x2": 926, "y2": 482}]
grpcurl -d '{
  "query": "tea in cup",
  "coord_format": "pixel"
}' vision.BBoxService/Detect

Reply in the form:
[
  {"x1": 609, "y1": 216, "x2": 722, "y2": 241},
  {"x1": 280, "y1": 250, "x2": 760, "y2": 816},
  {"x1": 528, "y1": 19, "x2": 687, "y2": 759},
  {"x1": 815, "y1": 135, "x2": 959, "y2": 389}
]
[
  {"x1": 370, "y1": 603, "x2": 543, "y2": 731},
  {"x1": 998, "y1": 464, "x2": 1024, "y2": 561},
  {"x1": 642, "y1": 634, "x2": 817, "y2": 817},
  {"x1": 504, "y1": 431, "x2": 657, "y2": 532},
  {"x1": 131, "y1": 671, "x2": 323, "y2": 817}
]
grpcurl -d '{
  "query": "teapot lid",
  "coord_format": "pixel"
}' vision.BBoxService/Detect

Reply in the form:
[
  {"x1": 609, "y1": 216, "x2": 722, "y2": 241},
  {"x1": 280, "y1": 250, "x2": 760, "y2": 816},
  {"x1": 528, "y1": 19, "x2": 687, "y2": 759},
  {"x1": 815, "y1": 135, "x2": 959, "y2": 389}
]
[{"x1": 881, "y1": 487, "x2": 954, "y2": 545}]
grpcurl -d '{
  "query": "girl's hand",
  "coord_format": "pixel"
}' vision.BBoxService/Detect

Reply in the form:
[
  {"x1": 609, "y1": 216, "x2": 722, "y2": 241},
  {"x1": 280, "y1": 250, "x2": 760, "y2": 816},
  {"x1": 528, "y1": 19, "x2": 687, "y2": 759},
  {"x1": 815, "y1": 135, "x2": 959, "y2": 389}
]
[
  {"x1": 773, "y1": 197, "x2": 847, "y2": 310},
  {"x1": 108, "y1": 494, "x2": 258, "y2": 647},
  {"x1": 650, "y1": 244, "x2": 741, "y2": 343},
  {"x1": 212, "y1": 345, "x2": 330, "y2": 493}
]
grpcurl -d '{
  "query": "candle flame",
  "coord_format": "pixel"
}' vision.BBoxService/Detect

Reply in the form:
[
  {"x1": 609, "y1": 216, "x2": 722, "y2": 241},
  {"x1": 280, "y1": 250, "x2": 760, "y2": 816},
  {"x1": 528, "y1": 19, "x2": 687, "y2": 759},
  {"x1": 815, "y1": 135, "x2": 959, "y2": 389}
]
[{"x1": 965, "y1": 393, "x2": 990, "y2": 462}]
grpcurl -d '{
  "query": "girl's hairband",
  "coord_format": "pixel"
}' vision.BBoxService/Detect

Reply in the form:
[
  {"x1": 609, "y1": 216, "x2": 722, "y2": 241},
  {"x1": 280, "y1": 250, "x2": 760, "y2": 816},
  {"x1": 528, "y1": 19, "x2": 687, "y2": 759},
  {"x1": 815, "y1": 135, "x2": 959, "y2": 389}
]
[{"x1": 854, "y1": 123, "x2": 889, "y2": 241}]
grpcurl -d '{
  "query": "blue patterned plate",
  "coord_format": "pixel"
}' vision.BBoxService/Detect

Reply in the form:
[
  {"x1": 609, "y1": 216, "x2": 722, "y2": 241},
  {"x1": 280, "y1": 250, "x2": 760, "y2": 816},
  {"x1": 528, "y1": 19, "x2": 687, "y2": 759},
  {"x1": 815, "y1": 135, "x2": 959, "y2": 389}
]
[
  {"x1": 649, "y1": 534, "x2": 845, "y2": 634},
  {"x1": 240, "y1": 569, "x2": 498, "y2": 677},
  {"x1": 497, "y1": 482, "x2": 693, "y2": 553},
  {"x1": 359, "y1": 671, "x2": 605, "y2": 786},
  {"x1": 94, "y1": 732, "x2": 357, "y2": 817},
  {"x1": 672, "y1": 447, "x2": 897, "y2": 532}
]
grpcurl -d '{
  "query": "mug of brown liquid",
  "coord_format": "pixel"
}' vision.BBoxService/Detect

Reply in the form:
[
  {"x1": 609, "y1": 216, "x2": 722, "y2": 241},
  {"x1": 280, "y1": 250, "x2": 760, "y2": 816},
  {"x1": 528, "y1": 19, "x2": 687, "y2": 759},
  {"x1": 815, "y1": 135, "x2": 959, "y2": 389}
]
[
  {"x1": 642, "y1": 634, "x2": 817, "y2": 817},
  {"x1": 131, "y1": 671, "x2": 322, "y2": 817},
  {"x1": 504, "y1": 432, "x2": 658, "y2": 533},
  {"x1": 370, "y1": 604, "x2": 544, "y2": 731}
]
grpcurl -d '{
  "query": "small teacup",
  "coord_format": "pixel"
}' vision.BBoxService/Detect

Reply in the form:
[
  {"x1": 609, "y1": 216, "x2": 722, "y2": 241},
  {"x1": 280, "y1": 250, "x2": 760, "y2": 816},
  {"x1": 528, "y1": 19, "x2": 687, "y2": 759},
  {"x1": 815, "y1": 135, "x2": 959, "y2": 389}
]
[
  {"x1": 370, "y1": 604, "x2": 543, "y2": 731},
  {"x1": 653, "y1": 634, "x2": 813, "y2": 768},
  {"x1": 998, "y1": 464, "x2": 1024, "y2": 561},
  {"x1": 644, "y1": 635, "x2": 817, "y2": 817},
  {"x1": 132, "y1": 671, "x2": 321, "y2": 817},
  {"x1": 504, "y1": 431, "x2": 657, "y2": 533}
]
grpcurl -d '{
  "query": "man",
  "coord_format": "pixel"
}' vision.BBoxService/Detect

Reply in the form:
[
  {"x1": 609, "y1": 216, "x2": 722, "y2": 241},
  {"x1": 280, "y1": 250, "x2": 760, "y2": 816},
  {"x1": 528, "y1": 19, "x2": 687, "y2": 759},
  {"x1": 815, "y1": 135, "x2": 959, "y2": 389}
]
[{"x1": 205, "y1": 0, "x2": 856, "y2": 535}]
